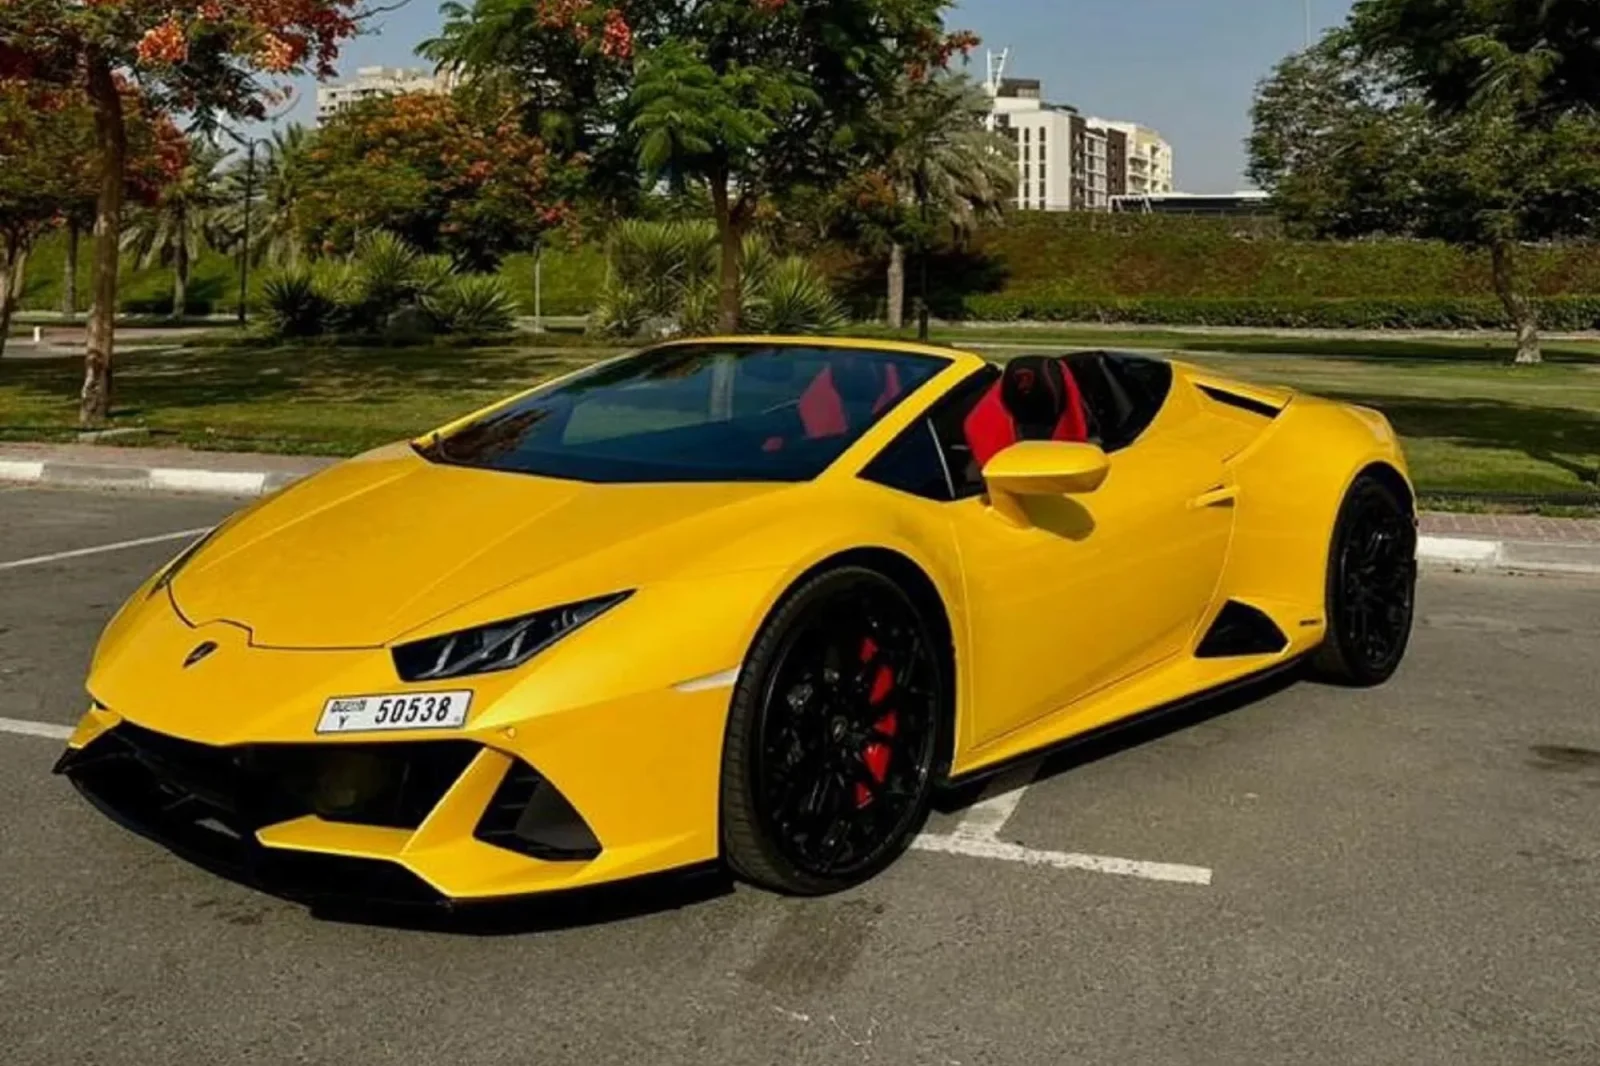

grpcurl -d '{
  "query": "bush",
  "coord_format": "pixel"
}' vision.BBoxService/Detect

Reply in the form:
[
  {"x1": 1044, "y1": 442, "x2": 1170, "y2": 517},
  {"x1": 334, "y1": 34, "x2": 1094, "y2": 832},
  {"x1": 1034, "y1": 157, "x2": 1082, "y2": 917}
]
[
  {"x1": 259, "y1": 230, "x2": 518, "y2": 340},
  {"x1": 745, "y1": 257, "x2": 847, "y2": 334},
  {"x1": 261, "y1": 270, "x2": 335, "y2": 337},
  {"x1": 590, "y1": 221, "x2": 844, "y2": 337},
  {"x1": 425, "y1": 275, "x2": 519, "y2": 335},
  {"x1": 958, "y1": 293, "x2": 1600, "y2": 330}
]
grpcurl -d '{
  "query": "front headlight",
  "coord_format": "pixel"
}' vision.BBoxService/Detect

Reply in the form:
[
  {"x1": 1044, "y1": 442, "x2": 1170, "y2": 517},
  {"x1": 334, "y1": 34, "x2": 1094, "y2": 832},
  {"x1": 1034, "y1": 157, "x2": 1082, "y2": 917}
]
[{"x1": 391, "y1": 592, "x2": 632, "y2": 682}]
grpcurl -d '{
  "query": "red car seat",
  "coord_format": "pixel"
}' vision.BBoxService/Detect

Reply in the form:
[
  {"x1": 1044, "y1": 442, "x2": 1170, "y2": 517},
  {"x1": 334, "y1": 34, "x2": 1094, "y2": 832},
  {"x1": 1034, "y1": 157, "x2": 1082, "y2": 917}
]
[{"x1": 962, "y1": 356, "x2": 1090, "y2": 468}]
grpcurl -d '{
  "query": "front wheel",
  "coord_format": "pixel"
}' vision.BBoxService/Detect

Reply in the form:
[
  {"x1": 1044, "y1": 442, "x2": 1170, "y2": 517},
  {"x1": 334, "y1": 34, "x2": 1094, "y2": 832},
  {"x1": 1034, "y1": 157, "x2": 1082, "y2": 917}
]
[
  {"x1": 1312, "y1": 473, "x2": 1418, "y2": 686},
  {"x1": 720, "y1": 567, "x2": 946, "y2": 895}
]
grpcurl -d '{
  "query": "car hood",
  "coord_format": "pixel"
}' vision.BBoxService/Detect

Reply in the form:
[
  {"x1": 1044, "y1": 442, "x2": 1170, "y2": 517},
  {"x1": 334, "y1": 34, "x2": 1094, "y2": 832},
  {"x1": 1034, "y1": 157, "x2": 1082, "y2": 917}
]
[{"x1": 170, "y1": 446, "x2": 793, "y2": 649}]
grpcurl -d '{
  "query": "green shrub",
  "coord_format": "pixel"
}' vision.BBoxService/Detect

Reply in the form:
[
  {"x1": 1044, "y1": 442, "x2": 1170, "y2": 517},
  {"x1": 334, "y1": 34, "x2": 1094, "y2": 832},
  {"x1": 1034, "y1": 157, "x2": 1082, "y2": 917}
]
[
  {"x1": 590, "y1": 221, "x2": 844, "y2": 337},
  {"x1": 425, "y1": 275, "x2": 519, "y2": 335},
  {"x1": 958, "y1": 292, "x2": 1600, "y2": 330},
  {"x1": 261, "y1": 270, "x2": 334, "y2": 337},
  {"x1": 745, "y1": 257, "x2": 847, "y2": 334}
]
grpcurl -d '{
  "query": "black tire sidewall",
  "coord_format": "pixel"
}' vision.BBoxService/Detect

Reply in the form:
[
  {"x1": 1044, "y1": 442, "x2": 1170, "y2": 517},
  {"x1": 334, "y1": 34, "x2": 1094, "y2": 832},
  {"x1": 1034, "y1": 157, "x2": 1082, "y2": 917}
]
[
  {"x1": 1318, "y1": 475, "x2": 1417, "y2": 686},
  {"x1": 719, "y1": 566, "x2": 948, "y2": 895}
]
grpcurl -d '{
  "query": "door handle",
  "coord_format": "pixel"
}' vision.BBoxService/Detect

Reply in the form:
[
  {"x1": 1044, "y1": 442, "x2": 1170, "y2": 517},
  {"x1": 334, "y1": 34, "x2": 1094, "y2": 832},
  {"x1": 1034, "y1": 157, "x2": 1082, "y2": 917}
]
[{"x1": 1189, "y1": 485, "x2": 1239, "y2": 510}]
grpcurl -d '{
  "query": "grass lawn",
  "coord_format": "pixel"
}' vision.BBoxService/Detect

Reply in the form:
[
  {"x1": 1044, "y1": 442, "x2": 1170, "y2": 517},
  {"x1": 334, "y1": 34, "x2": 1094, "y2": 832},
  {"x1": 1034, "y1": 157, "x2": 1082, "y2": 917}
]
[
  {"x1": 0, "y1": 343, "x2": 621, "y2": 455},
  {"x1": 1, "y1": 336, "x2": 1596, "y2": 507}
]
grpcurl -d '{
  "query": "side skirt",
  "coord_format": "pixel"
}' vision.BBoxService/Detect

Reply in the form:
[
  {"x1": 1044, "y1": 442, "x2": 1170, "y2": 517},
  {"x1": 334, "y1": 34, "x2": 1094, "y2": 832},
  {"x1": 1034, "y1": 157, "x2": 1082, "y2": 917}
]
[{"x1": 941, "y1": 654, "x2": 1308, "y2": 792}]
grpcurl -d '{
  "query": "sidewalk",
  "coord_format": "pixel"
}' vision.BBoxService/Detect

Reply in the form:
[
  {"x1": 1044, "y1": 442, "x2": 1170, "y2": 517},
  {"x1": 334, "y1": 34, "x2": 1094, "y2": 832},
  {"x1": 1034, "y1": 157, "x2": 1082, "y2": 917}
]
[{"x1": 3, "y1": 442, "x2": 1597, "y2": 575}]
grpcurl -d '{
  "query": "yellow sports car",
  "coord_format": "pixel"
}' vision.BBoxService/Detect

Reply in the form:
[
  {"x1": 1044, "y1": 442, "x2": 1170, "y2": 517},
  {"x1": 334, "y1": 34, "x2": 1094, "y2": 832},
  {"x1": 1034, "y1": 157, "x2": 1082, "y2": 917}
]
[{"x1": 56, "y1": 337, "x2": 1416, "y2": 905}]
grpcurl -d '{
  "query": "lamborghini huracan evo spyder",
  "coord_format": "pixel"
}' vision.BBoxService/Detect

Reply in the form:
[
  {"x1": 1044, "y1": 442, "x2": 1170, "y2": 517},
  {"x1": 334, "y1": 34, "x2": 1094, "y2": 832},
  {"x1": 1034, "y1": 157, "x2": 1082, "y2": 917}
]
[{"x1": 56, "y1": 338, "x2": 1417, "y2": 905}]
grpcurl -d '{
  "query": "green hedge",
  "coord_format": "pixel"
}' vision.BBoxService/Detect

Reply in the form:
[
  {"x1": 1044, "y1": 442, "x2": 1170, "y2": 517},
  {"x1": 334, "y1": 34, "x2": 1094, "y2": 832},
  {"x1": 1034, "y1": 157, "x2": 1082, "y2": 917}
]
[
  {"x1": 962, "y1": 293, "x2": 1600, "y2": 330},
  {"x1": 968, "y1": 214, "x2": 1600, "y2": 299}
]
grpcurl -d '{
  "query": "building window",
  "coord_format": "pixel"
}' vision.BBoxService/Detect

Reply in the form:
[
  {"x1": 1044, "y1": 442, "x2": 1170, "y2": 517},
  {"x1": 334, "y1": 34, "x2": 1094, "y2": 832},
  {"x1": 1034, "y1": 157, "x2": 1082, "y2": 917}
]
[
  {"x1": 1039, "y1": 128, "x2": 1047, "y2": 146},
  {"x1": 1039, "y1": 165, "x2": 1047, "y2": 185},
  {"x1": 1023, "y1": 127, "x2": 1031, "y2": 143}
]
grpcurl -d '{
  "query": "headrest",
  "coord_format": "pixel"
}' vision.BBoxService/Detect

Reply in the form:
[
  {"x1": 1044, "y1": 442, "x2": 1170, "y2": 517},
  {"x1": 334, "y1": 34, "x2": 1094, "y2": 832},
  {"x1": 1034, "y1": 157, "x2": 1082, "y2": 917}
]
[{"x1": 1001, "y1": 356, "x2": 1068, "y2": 435}]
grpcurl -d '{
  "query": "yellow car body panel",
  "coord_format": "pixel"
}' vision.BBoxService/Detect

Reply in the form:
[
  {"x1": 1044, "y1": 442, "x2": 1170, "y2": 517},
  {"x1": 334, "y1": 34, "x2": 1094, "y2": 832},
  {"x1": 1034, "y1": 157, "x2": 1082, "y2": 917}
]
[{"x1": 60, "y1": 337, "x2": 1410, "y2": 904}]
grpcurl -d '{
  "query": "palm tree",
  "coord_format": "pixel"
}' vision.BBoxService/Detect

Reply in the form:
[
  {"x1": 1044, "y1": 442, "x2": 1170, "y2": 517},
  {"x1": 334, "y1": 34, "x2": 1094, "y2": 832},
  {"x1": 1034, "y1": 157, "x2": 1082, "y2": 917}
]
[
  {"x1": 875, "y1": 72, "x2": 1015, "y2": 331},
  {"x1": 214, "y1": 124, "x2": 313, "y2": 270},
  {"x1": 120, "y1": 140, "x2": 229, "y2": 318}
]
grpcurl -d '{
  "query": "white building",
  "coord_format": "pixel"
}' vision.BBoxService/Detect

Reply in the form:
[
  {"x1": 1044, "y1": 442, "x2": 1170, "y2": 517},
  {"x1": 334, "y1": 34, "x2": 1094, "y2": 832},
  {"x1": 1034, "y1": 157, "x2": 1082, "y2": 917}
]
[
  {"x1": 315, "y1": 66, "x2": 456, "y2": 123},
  {"x1": 1090, "y1": 119, "x2": 1176, "y2": 196},
  {"x1": 985, "y1": 63, "x2": 1174, "y2": 211}
]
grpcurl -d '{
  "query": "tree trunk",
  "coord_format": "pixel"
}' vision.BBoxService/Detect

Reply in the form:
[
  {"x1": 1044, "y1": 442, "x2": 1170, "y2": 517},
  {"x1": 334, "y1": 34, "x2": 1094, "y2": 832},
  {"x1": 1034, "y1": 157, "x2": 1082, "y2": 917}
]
[
  {"x1": 886, "y1": 242, "x2": 906, "y2": 330},
  {"x1": 82, "y1": 52, "x2": 127, "y2": 426},
  {"x1": 172, "y1": 225, "x2": 189, "y2": 319},
  {"x1": 709, "y1": 167, "x2": 744, "y2": 334},
  {"x1": 63, "y1": 220, "x2": 79, "y2": 317},
  {"x1": 1490, "y1": 240, "x2": 1541, "y2": 365},
  {"x1": 0, "y1": 233, "x2": 17, "y2": 361}
]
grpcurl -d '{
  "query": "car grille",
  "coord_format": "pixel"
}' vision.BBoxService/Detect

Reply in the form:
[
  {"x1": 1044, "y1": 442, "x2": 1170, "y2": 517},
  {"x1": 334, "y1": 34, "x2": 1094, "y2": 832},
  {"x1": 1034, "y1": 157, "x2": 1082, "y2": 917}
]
[{"x1": 55, "y1": 724, "x2": 481, "y2": 906}]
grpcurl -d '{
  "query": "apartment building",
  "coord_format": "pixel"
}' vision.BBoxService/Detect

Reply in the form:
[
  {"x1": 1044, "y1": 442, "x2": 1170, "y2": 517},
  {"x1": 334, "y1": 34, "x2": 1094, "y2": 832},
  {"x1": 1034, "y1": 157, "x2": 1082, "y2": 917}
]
[
  {"x1": 989, "y1": 74, "x2": 1173, "y2": 211},
  {"x1": 314, "y1": 66, "x2": 456, "y2": 123}
]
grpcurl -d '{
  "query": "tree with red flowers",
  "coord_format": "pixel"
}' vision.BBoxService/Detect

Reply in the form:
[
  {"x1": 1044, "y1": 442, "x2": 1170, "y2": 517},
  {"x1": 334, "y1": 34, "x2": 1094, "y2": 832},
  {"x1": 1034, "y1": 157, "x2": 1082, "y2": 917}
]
[
  {"x1": 0, "y1": 0, "x2": 363, "y2": 423},
  {"x1": 0, "y1": 82, "x2": 178, "y2": 358},
  {"x1": 428, "y1": 0, "x2": 972, "y2": 332},
  {"x1": 297, "y1": 91, "x2": 584, "y2": 270}
]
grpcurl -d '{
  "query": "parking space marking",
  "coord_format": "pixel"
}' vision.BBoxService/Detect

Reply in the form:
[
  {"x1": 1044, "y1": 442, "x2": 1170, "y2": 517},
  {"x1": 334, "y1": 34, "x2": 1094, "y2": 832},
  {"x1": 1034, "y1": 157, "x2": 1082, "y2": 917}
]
[
  {"x1": 911, "y1": 834, "x2": 1214, "y2": 885},
  {"x1": 950, "y1": 760, "x2": 1043, "y2": 840},
  {"x1": 0, "y1": 717, "x2": 73, "y2": 741},
  {"x1": 0, "y1": 527, "x2": 210, "y2": 572},
  {"x1": 914, "y1": 756, "x2": 1215, "y2": 886}
]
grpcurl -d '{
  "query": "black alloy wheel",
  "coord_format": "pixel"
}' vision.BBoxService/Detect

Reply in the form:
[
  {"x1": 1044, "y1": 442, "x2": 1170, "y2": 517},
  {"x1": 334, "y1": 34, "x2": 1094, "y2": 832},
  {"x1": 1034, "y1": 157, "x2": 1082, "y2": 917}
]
[
  {"x1": 1313, "y1": 473, "x2": 1417, "y2": 686},
  {"x1": 721, "y1": 567, "x2": 946, "y2": 894}
]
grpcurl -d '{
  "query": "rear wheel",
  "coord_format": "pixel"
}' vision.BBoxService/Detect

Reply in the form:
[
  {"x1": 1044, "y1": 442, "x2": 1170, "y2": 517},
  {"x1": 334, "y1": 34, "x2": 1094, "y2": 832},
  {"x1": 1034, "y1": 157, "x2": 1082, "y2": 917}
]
[
  {"x1": 720, "y1": 567, "x2": 946, "y2": 895},
  {"x1": 1313, "y1": 473, "x2": 1417, "y2": 686}
]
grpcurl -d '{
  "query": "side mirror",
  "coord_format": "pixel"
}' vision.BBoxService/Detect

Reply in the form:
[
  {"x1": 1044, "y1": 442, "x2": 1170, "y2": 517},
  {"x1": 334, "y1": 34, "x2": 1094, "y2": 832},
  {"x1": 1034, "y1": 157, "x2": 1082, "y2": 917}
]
[{"x1": 982, "y1": 441, "x2": 1110, "y2": 526}]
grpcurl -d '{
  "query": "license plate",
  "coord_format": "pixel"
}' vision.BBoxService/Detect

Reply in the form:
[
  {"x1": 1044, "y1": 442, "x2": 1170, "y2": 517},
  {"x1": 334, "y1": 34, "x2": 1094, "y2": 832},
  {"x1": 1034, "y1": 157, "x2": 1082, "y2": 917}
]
[{"x1": 316, "y1": 691, "x2": 473, "y2": 734}]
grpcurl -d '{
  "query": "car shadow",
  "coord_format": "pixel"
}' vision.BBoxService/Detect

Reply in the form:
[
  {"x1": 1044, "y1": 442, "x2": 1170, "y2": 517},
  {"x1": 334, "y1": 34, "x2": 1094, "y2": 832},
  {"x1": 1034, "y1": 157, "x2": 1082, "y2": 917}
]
[{"x1": 933, "y1": 663, "x2": 1306, "y2": 815}]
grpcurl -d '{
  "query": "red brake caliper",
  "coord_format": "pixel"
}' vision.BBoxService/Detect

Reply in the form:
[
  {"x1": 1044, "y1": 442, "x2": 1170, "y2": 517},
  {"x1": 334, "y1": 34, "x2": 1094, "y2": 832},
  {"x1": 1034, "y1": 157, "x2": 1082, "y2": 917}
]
[{"x1": 856, "y1": 637, "x2": 897, "y2": 809}]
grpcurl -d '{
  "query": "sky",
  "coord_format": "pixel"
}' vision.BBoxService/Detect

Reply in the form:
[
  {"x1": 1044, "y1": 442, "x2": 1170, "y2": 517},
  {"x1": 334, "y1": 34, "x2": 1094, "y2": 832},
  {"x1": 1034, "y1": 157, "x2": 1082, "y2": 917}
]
[{"x1": 271, "y1": 0, "x2": 1357, "y2": 194}]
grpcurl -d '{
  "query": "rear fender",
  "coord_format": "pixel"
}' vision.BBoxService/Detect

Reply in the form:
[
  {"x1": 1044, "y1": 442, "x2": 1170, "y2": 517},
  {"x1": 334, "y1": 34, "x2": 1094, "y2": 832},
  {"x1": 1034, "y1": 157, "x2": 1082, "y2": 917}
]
[{"x1": 1220, "y1": 395, "x2": 1411, "y2": 619}]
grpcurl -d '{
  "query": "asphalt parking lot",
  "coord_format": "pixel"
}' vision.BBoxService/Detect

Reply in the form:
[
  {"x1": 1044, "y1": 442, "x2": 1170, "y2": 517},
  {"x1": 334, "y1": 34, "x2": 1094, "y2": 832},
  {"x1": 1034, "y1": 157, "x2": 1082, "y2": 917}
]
[{"x1": 1, "y1": 485, "x2": 1597, "y2": 1066}]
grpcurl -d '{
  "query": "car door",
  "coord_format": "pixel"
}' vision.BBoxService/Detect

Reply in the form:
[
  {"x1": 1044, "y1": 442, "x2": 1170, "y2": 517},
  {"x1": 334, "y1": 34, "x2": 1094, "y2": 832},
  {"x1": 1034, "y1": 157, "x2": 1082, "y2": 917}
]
[{"x1": 941, "y1": 354, "x2": 1234, "y2": 749}]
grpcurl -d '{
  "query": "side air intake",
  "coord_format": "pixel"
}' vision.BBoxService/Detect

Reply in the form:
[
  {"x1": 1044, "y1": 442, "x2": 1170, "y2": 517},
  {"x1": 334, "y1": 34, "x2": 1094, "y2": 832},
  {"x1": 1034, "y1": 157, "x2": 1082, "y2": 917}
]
[{"x1": 1196, "y1": 601, "x2": 1290, "y2": 658}]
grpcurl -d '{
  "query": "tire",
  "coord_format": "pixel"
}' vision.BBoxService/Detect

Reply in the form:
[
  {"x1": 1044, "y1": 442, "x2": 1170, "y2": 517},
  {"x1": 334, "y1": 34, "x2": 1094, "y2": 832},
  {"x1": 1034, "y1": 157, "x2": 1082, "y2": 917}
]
[
  {"x1": 720, "y1": 566, "x2": 948, "y2": 895},
  {"x1": 1312, "y1": 473, "x2": 1418, "y2": 686}
]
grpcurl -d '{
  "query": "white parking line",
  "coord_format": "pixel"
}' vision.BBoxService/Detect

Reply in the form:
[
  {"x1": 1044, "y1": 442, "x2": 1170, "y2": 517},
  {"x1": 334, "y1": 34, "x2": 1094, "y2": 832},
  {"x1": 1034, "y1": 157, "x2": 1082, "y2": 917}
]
[
  {"x1": 914, "y1": 755, "x2": 1215, "y2": 886},
  {"x1": 911, "y1": 834, "x2": 1214, "y2": 885},
  {"x1": 0, "y1": 527, "x2": 209, "y2": 572},
  {"x1": 950, "y1": 760, "x2": 1043, "y2": 840},
  {"x1": 0, "y1": 717, "x2": 73, "y2": 741}
]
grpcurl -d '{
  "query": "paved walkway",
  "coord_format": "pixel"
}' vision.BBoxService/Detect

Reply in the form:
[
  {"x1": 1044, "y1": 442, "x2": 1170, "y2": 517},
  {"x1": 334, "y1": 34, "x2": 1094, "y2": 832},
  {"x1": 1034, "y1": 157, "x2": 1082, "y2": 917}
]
[{"x1": 1419, "y1": 512, "x2": 1600, "y2": 544}]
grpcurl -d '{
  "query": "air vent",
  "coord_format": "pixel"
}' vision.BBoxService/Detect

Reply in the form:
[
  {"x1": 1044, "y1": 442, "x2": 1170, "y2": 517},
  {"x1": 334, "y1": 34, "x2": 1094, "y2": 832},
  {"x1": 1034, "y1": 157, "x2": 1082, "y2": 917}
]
[
  {"x1": 1196, "y1": 601, "x2": 1289, "y2": 658},
  {"x1": 1198, "y1": 385, "x2": 1281, "y2": 419}
]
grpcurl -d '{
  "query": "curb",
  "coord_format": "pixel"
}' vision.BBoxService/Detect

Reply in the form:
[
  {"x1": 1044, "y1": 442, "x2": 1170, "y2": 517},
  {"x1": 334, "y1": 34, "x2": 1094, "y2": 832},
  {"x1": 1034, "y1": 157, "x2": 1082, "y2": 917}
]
[
  {"x1": 0, "y1": 458, "x2": 302, "y2": 497},
  {"x1": 1416, "y1": 535, "x2": 1600, "y2": 576}
]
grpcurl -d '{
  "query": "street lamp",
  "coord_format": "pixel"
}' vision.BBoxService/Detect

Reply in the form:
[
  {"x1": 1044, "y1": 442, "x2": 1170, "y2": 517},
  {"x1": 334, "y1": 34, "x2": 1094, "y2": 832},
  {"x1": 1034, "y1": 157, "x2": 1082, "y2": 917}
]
[{"x1": 218, "y1": 127, "x2": 261, "y2": 326}]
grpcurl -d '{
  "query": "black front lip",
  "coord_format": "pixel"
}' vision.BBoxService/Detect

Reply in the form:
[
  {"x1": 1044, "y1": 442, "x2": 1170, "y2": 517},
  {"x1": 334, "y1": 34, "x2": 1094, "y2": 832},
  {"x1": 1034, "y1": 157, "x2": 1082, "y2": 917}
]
[{"x1": 55, "y1": 740, "x2": 448, "y2": 909}]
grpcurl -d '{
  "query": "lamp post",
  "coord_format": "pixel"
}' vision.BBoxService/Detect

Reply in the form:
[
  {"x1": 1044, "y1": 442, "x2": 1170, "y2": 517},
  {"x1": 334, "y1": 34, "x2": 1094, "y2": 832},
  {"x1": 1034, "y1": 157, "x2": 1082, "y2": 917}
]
[{"x1": 218, "y1": 127, "x2": 261, "y2": 326}]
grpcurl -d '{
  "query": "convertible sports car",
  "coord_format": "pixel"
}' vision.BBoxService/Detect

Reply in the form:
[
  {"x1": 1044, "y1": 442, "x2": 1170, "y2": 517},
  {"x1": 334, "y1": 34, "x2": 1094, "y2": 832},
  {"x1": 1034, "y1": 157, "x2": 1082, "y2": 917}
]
[{"x1": 56, "y1": 337, "x2": 1417, "y2": 905}]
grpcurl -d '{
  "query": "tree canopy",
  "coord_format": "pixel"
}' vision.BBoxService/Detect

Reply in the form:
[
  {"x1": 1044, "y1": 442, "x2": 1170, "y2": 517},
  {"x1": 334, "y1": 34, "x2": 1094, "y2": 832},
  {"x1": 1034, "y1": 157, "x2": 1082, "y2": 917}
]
[
  {"x1": 297, "y1": 92, "x2": 584, "y2": 271},
  {"x1": 1250, "y1": 3, "x2": 1600, "y2": 363},
  {"x1": 0, "y1": 0, "x2": 366, "y2": 421},
  {"x1": 426, "y1": 0, "x2": 973, "y2": 330}
]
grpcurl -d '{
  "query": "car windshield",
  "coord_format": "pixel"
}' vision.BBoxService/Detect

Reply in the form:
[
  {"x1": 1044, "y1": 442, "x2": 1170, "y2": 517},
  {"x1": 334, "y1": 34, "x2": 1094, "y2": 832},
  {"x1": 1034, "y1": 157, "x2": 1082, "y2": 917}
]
[{"x1": 418, "y1": 343, "x2": 948, "y2": 484}]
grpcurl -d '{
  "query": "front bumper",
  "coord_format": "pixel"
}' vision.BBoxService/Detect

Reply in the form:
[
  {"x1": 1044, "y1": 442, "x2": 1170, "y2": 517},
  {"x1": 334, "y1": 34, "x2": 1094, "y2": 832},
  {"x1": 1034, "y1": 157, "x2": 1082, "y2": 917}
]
[{"x1": 55, "y1": 705, "x2": 710, "y2": 907}]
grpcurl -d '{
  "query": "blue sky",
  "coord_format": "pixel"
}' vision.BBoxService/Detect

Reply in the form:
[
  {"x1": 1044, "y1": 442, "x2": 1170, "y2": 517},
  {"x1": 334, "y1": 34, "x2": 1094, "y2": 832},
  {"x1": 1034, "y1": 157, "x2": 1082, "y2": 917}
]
[{"x1": 273, "y1": 0, "x2": 1355, "y2": 193}]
